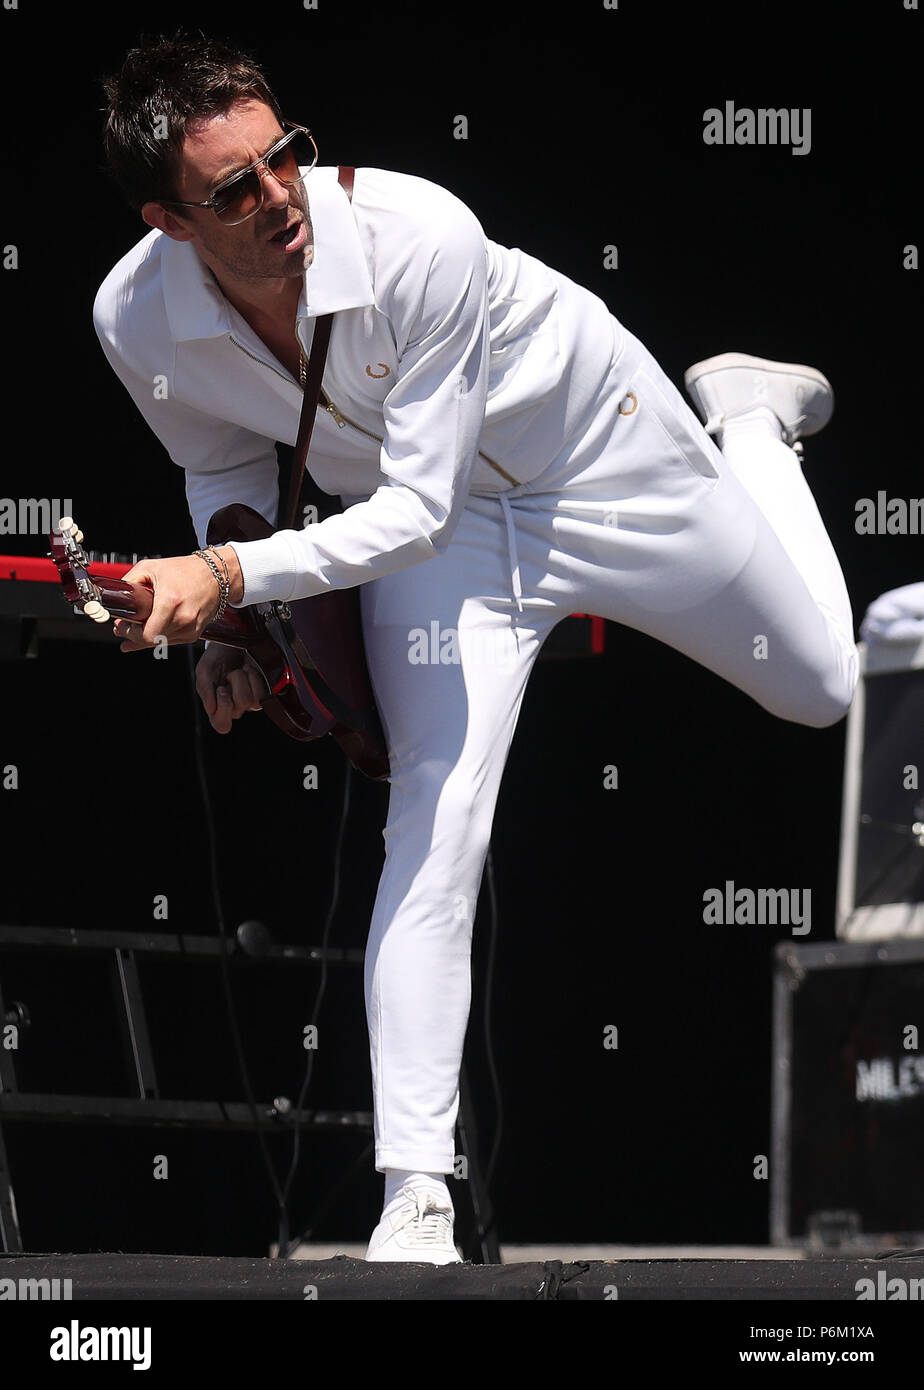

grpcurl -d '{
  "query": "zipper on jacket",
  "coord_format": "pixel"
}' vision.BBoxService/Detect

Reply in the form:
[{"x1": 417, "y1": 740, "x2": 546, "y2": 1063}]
[
  {"x1": 320, "y1": 388, "x2": 386, "y2": 441},
  {"x1": 229, "y1": 333, "x2": 521, "y2": 486},
  {"x1": 320, "y1": 389, "x2": 347, "y2": 428},
  {"x1": 318, "y1": 389, "x2": 521, "y2": 485},
  {"x1": 229, "y1": 334, "x2": 296, "y2": 387}
]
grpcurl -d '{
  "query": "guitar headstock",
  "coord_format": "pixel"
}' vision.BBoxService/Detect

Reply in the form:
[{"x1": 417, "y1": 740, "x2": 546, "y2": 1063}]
[{"x1": 48, "y1": 516, "x2": 111, "y2": 623}]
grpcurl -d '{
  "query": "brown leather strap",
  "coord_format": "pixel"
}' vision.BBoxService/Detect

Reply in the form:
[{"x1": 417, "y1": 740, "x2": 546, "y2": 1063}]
[
  {"x1": 284, "y1": 312, "x2": 332, "y2": 530},
  {"x1": 282, "y1": 165, "x2": 355, "y2": 532}
]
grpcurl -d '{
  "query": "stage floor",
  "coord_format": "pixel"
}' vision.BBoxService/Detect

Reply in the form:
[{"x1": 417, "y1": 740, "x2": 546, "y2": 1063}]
[
  {"x1": 2, "y1": 1246, "x2": 922, "y2": 1300},
  {"x1": 281, "y1": 1242, "x2": 809, "y2": 1261}
]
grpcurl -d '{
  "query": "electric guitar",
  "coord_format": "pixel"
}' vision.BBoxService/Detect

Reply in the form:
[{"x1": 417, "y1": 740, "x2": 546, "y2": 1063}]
[{"x1": 48, "y1": 503, "x2": 390, "y2": 781}]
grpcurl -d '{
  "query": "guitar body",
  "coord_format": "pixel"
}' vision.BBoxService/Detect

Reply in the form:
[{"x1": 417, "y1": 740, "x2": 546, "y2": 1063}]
[
  {"x1": 49, "y1": 509, "x2": 390, "y2": 782},
  {"x1": 204, "y1": 504, "x2": 389, "y2": 780}
]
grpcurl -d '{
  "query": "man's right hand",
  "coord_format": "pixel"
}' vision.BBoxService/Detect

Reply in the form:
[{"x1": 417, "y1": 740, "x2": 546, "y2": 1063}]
[{"x1": 195, "y1": 644, "x2": 266, "y2": 734}]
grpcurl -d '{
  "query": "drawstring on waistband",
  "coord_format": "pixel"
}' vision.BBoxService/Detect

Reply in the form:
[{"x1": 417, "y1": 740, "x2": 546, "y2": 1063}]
[{"x1": 498, "y1": 492, "x2": 524, "y2": 615}]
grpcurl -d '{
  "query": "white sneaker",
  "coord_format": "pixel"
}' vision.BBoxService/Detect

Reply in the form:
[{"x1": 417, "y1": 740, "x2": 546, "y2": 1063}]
[
  {"x1": 684, "y1": 352, "x2": 834, "y2": 446},
  {"x1": 365, "y1": 1186, "x2": 463, "y2": 1264}
]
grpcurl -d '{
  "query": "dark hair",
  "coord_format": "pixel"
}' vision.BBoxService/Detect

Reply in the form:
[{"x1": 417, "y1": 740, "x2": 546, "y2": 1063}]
[{"x1": 100, "y1": 30, "x2": 283, "y2": 210}]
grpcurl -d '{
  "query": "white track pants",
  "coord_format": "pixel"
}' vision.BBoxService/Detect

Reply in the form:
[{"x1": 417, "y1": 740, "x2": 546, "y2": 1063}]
[{"x1": 359, "y1": 322, "x2": 859, "y2": 1174}]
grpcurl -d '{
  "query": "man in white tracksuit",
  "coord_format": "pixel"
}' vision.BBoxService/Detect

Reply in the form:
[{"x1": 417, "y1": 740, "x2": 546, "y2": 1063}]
[{"x1": 95, "y1": 35, "x2": 859, "y2": 1263}]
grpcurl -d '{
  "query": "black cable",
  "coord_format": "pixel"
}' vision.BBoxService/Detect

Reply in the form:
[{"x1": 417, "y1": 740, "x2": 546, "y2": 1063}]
[
  {"x1": 838, "y1": 826, "x2": 923, "y2": 935},
  {"x1": 289, "y1": 1139, "x2": 375, "y2": 1248},
  {"x1": 184, "y1": 646, "x2": 288, "y2": 1230},
  {"x1": 482, "y1": 842, "x2": 504, "y2": 1195},
  {"x1": 278, "y1": 755, "x2": 354, "y2": 1258},
  {"x1": 287, "y1": 791, "x2": 503, "y2": 1254}
]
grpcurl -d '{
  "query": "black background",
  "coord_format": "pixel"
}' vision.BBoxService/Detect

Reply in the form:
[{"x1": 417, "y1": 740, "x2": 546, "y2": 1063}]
[{"x1": 0, "y1": 0, "x2": 920, "y2": 1255}]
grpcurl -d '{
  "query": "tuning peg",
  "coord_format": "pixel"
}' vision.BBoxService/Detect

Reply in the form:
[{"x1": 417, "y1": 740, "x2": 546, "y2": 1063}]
[
  {"x1": 74, "y1": 529, "x2": 84, "y2": 543},
  {"x1": 83, "y1": 601, "x2": 110, "y2": 623},
  {"x1": 58, "y1": 515, "x2": 77, "y2": 537}
]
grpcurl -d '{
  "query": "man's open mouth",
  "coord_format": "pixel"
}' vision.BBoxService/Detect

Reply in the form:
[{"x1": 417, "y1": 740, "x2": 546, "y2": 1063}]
[{"x1": 269, "y1": 220, "x2": 301, "y2": 245}]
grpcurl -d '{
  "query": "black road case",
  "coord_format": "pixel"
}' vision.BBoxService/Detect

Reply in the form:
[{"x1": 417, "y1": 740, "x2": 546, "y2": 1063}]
[{"x1": 771, "y1": 937, "x2": 924, "y2": 1251}]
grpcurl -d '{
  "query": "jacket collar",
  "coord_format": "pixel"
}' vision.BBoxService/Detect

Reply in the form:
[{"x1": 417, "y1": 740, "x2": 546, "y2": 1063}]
[{"x1": 162, "y1": 164, "x2": 374, "y2": 343}]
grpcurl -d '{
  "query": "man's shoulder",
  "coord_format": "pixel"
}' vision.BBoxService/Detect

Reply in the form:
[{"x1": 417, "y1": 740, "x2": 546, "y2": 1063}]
[
  {"x1": 352, "y1": 166, "x2": 484, "y2": 238},
  {"x1": 349, "y1": 166, "x2": 487, "y2": 294},
  {"x1": 92, "y1": 227, "x2": 166, "y2": 340}
]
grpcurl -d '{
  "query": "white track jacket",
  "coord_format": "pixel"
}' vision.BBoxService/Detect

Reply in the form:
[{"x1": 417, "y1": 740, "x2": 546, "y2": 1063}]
[{"x1": 93, "y1": 164, "x2": 621, "y2": 605}]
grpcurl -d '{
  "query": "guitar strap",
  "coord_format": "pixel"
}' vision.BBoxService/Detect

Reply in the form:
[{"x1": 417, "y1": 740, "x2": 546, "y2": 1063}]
[{"x1": 281, "y1": 164, "x2": 355, "y2": 533}]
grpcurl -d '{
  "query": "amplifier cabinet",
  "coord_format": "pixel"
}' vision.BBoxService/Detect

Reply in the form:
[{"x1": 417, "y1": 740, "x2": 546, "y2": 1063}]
[
  {"x1": 837, "y1": 639, "x2": 924, "y2": 940},
  {"x1": 770, "y1": 938, "x2": 924, "y2": 1250}
]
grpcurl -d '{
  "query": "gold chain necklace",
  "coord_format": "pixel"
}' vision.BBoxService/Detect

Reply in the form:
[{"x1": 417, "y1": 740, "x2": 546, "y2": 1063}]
[{"x1": 298, "y1": 349, "x2": 308, "y2": 388}]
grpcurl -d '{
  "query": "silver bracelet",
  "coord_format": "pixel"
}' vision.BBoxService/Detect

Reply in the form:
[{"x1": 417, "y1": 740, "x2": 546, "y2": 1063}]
[{"x1": 193, "y1": 547, "x2": 229, "y2": 622}]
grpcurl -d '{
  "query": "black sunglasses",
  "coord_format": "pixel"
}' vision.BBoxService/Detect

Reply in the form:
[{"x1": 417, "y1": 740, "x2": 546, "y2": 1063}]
[{"x1": 163, "y1": 122, "x2": 318, "y2": 226}]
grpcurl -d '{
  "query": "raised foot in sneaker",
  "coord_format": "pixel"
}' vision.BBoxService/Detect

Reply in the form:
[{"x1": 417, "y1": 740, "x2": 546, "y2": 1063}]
[
  {"x1": 683, "y1": 352, "x2": 833, "y2": 447},
  {"x1": 364, "y1": 1186, "x2": 463, "y2": 1264}
]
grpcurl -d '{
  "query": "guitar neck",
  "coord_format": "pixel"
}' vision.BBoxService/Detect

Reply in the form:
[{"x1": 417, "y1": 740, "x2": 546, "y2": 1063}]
[{"x1": 89, "y1": 573, "x2": 253, "y2": 646}]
